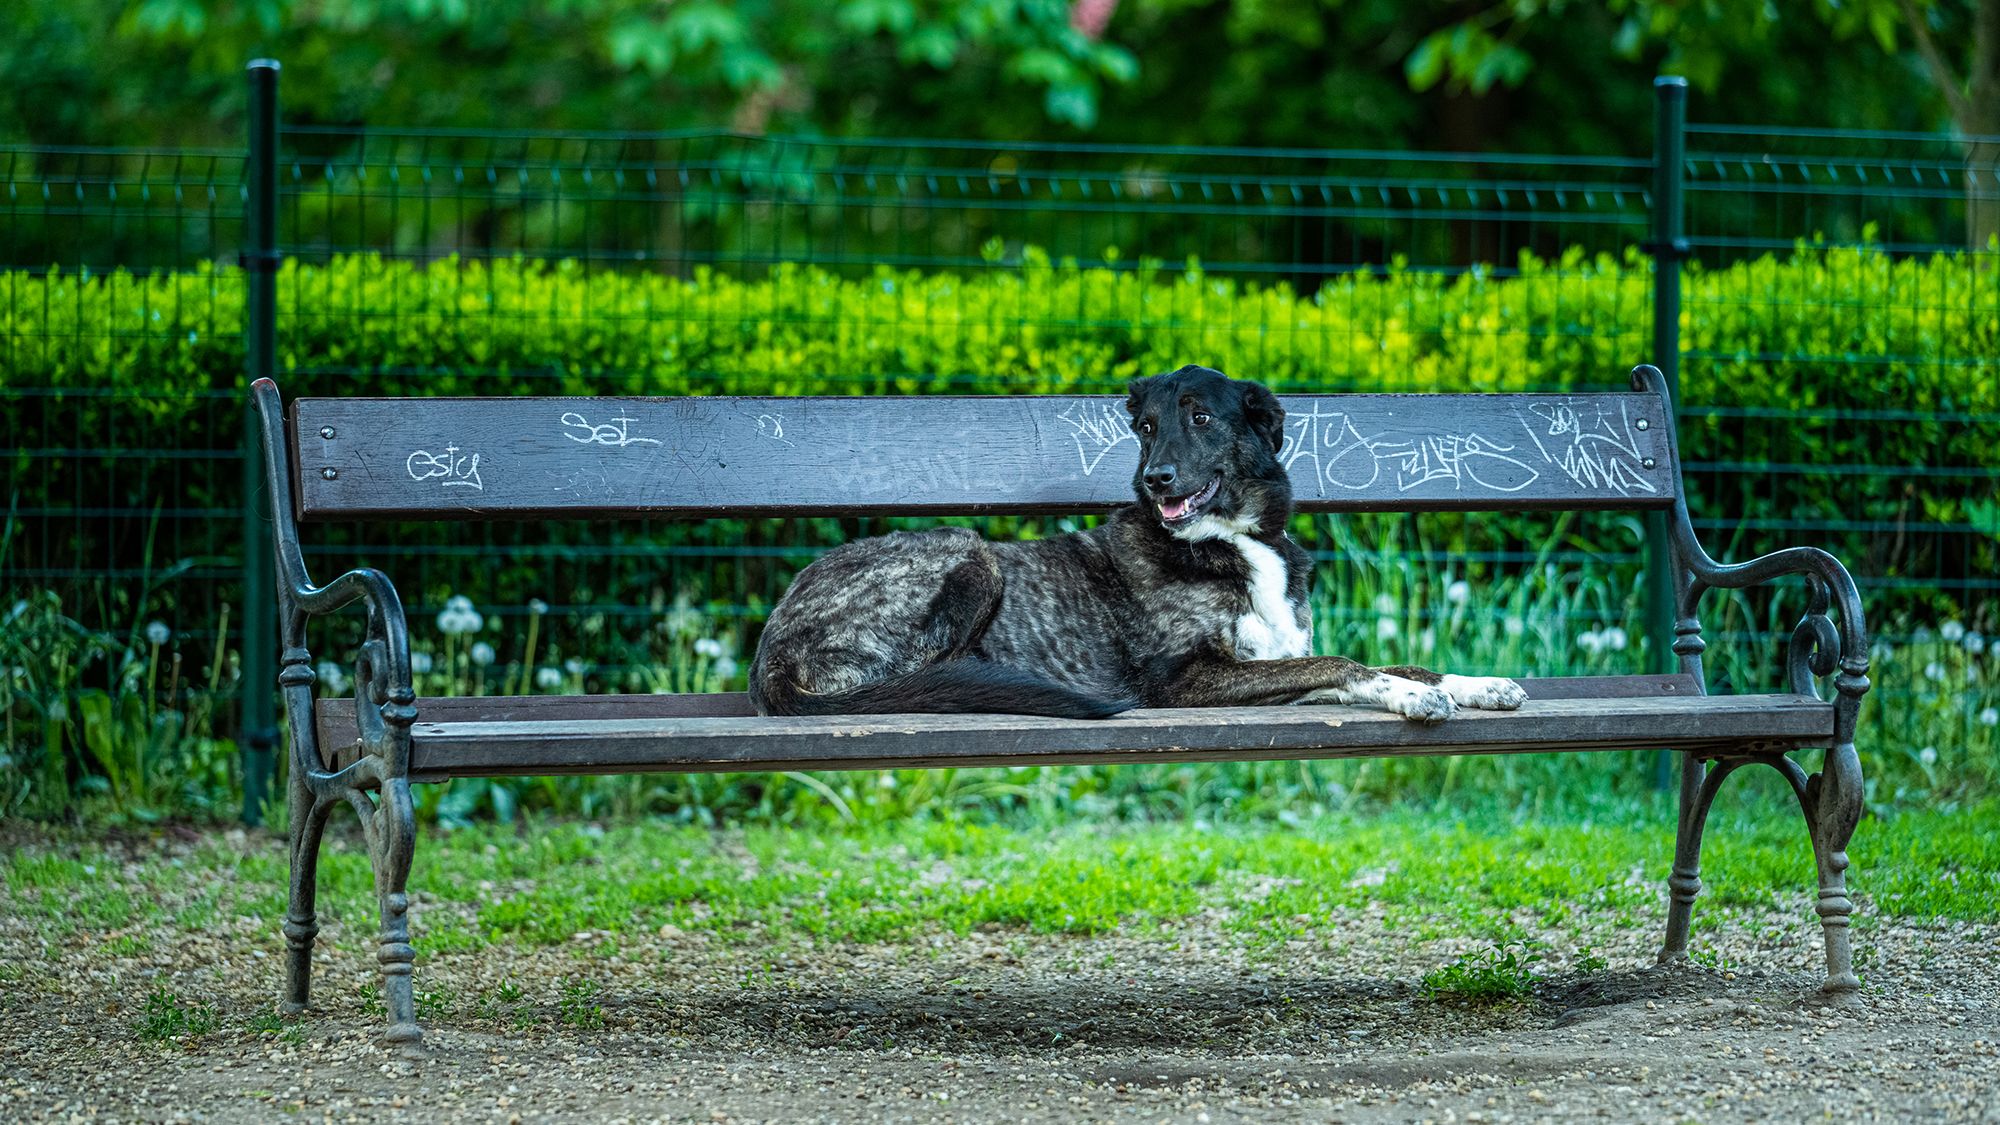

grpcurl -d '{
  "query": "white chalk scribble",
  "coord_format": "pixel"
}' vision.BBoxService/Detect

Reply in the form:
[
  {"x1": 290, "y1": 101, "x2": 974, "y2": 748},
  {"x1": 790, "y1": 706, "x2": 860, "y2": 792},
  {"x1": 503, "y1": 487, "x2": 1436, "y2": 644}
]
[
  {"x1": 1056, "y1": 401, "x2": 1136, "y2": 475},
  {"x1": 407, "y1": 444, "x2": 484, "y2": 491},
  {"x1": 562, "y1": 412, "x2": 661, "y2": 448}
]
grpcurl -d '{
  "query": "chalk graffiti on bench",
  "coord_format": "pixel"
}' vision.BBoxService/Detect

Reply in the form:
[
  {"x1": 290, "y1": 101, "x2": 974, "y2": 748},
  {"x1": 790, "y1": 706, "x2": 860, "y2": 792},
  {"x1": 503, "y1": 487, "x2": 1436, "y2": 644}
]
[
  {"x1": 1520, "y1": 399, "x2": 1658, "y2": 496},
  {"x1": 1057, "y1": 401, "x2": 1136, "y2": 476},
  {"x1": 561, "y1": 412, "x2": 662, "y2": 448},
  {"x1": 407, "y1": 445, "x2": 484, "y2": 491},
  {"x1": 1278, "y1": 400, "x2": 1657, "y2": 498},
  {"x1": 1280, "y1": 404, "x2": 1542, "y2": 495}
]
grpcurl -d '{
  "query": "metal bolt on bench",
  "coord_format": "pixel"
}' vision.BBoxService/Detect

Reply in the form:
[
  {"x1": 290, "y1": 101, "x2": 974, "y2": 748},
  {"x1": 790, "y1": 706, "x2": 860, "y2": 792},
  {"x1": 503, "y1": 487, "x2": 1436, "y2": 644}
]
[{"x1": 249, "y1": 363, "x2": 1869, "y2": 1053}]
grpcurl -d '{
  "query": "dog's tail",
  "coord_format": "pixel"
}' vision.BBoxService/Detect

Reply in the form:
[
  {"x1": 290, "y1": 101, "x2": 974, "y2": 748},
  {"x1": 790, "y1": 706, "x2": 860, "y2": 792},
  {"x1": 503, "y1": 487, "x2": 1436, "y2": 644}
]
[{"x1": 761, "y1": 659, "x2": 1135, "y2": 720}]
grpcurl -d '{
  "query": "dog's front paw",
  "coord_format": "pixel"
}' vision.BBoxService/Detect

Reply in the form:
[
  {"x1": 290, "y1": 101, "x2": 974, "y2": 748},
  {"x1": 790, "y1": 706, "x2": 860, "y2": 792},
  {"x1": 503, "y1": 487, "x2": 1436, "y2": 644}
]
[
  {"x1": 1440, "y1": 675, "x2": 1528, "y2": 711},
  {"x1": 1386, "y1": 680, "x2": 1457, "y2": 724}
]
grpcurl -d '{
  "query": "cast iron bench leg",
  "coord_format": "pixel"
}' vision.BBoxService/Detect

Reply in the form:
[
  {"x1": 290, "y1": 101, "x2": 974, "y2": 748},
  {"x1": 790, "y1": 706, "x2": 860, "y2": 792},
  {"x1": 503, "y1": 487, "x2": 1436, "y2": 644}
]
[
  {"x1": 354, "y1": 777, "x2": 424, "y2": 1052},
  {"x1": 1656, "y1": 743, "x2": 1864, "y2": 997},
  {"x1": 1809, "y1": 740, "x2": 1865, "y2": 994},
  {"x1": 281, "y1": 775, "x2": 333, "y2": 1014}
]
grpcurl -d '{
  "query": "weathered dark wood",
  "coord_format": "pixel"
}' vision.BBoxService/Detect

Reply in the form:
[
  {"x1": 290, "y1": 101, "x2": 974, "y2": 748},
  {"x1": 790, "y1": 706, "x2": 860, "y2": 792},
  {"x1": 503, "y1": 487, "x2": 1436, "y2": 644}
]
[
  {"x1": 313, "y1": 675, "x2": 1704, "y2": 770},
  {"x1": 291, "y1": 392, "x2": 1679, "y2": 521},
  {"x1": 314, "y1": 692, "x2": 1828, "y2": 780}
]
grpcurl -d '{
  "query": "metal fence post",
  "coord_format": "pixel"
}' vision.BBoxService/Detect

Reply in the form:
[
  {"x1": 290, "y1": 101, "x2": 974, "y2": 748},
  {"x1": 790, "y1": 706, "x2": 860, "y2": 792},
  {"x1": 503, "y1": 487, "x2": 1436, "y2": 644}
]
[
  {"x1": 240, "y1": 59, "x2": 281, "y2": 825},
  {"x1": 1647, "y1": 75, "x2": 1688, "y2": 791}
]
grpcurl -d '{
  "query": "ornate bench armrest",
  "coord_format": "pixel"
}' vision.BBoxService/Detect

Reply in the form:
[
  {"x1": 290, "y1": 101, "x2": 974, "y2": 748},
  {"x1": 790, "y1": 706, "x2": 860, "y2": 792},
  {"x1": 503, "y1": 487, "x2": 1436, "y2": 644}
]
[
  {"x1": 252, "y1": 378, "x2": 417, "y2": 788},
  {"x1": 1682, "y1": 543, "x2": 1869, "y2": 704}
]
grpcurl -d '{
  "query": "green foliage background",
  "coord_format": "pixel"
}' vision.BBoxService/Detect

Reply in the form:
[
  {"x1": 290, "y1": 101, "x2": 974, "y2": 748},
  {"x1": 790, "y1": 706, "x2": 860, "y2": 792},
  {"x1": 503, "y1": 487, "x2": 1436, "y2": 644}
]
[{"x1": 8, "y1": 244, "x2": 1997, "y2": 607}]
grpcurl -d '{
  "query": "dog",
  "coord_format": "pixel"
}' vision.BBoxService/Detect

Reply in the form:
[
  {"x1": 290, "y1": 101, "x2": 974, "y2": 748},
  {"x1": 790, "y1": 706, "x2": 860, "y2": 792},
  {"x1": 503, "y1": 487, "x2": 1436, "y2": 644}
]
[{"x1": 748, "y1": 365, "x2": 1527, "y2": 722}]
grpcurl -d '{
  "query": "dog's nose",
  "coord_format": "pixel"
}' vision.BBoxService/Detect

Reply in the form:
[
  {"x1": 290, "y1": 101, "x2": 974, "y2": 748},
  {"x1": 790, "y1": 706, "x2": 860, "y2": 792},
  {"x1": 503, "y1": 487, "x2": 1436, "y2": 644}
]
[{"x1": 1144, "y1": 464, "x2": 1178, "y2": 493}]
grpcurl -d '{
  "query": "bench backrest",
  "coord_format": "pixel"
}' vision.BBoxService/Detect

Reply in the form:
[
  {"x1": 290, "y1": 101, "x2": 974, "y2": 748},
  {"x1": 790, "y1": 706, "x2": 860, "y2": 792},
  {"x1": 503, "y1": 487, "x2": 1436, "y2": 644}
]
[{"x1": 287, "y1": 389, "x2": 1679, "y2": 521}]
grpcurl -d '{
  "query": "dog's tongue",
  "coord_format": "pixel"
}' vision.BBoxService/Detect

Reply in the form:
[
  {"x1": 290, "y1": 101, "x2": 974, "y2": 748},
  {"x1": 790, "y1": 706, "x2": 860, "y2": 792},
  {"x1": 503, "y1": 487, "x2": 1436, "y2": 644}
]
[{"x1": 1159, "y1": 495, "x2": 1191, "y2": 520}]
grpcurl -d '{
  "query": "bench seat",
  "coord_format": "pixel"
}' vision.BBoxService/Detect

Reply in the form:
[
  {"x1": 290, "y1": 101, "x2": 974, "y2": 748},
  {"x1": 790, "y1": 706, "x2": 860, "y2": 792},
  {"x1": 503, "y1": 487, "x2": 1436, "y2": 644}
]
[{"x1": 316, "y1": 676, "x2": 1833, "y2": 781}]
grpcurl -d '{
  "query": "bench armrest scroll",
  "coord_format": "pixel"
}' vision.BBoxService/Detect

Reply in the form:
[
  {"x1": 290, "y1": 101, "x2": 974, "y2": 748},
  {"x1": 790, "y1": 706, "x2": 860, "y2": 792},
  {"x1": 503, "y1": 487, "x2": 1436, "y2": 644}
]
[
  {"x1": 253, "y1": 379, "x2": 417, "y2": 785},
  {"x1": 1629, "y1": 366, "x2": 1868, "y2": 733}
]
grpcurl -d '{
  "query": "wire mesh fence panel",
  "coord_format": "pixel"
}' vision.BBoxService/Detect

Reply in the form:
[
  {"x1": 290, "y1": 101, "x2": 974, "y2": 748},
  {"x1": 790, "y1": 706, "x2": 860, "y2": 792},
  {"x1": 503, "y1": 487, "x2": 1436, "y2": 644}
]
[
  {"x1": 1, "y1": 146, "x2": 249, "y2": 686},
  {"x1": 1680, "y1": 124, "x2": 2000, "y2": 687}
]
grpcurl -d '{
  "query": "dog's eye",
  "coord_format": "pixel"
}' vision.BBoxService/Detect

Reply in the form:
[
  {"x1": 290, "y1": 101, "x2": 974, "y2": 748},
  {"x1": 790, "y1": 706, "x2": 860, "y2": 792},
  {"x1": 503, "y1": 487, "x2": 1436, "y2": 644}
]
[
  {"x1": 1191, "y1": 411, "x2": 1211, "y2": 427},
  {"x1": 1138, "y1": 420, "x2": 1155, "y2": 436}
]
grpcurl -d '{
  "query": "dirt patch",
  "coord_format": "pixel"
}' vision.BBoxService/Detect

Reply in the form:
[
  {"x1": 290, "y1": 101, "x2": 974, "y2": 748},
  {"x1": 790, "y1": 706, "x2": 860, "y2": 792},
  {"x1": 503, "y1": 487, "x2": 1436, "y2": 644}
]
[{"x1": 3, "y1": 835, "x2": 1997, "y2": 1123}]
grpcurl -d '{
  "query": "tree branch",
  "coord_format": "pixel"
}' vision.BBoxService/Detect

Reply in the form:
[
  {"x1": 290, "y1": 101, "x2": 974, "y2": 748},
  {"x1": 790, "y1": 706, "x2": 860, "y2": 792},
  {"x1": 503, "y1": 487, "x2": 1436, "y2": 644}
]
[{"x1": 1899, "y1": 0, "x2": 1975, "y2": 129}]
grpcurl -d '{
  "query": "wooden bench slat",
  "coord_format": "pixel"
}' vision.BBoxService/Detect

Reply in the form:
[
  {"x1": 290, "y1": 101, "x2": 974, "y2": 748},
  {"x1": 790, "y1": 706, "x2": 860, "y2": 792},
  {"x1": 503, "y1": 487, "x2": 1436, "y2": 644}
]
[
  {"x1": 315, "y1": 690, "x2": 1829, "y2": 780},
  {"x1": 314, "y1": 675, "x2": 1702, "y2": 770},
  {"x1": 291, "y1": 392, "x2": 1679, "y2": 520}
]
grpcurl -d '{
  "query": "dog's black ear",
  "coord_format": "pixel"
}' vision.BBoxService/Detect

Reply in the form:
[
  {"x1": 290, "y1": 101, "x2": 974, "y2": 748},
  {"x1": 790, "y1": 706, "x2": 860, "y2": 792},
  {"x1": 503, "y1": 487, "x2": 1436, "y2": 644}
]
[
  {"x1": 1241, "y1": 380, "x2": 1286, "y2": 454},
  {"x1": 1125, "y1": 375, "x2": 1158, "y2": 420}
]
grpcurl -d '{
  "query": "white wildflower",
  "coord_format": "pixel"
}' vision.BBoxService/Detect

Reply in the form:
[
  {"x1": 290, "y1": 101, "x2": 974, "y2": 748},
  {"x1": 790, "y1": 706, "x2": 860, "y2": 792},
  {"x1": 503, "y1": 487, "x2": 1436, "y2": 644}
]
[
  {"x1": 1925, "y1": 661, "x2": 1946, "y2": 683},
  {"x1": 1978, "y1": 707, "x2": 1998, "y2": 727},
  {"x1": 1965, "y1": 632, "x2": 1986, "y2": 656},
  {"x1": 535, "y1": 667, "x2": 562, "y2": 690},
  {"x1": 716, "y1": 655, "x2": 739, "y2": 680},
  {"x1": 1419, "y1": 628, "x2": 1436, "y2": 655},
  {"x1": 1577, "y1": 630, "x2": 1605, "y2": 655},
  {"x1": 1918, "y1": 746, "x2": 1938, "y2": 766},
  {"x1": 1941, "y1": 621, "x2": 1965, "y2": 642},
  {"x1": 694, "y1": 638, "x2": 724, "y2": 659},
  {"x1": 528, "y1": 598, "x2": 549, "y2": 616},
  {"x1": 436, "y1": 596, "x2": 483, "y2": 635},
  {"x1": 878, "y1": 773, "x2": 897, "y2": 789},
  {"x1": 1373, "y1": 593, "x2": 1397, "y2": 616},
  {"x1": 1445, "y1": 580, "x2": 1471, "y2": 606},
  {"x1": 470, "y1": 642, "x2": 496, "y2": 667},
  {"x1": 409, "y1": 651, "x2": 434, "y2": 674},
  {"x1": 1603, "y1": 626, "x2": 1629, "y2": 652},
  {"x1": 1376, "y1": 617, "x2": 1398, "y2": 641},
  {"x1": 564, "y1": 658, "x2": 586, "y2": 676},
  {"x1": 316, "y1": 661, "x2": 350, "y2": 694},
  {"x1": 1503, "y1": 616, "x2": 1524, "y2": 638},
  {"x1": 144, "y1": 620, "x2": 171, "y2": 646}
]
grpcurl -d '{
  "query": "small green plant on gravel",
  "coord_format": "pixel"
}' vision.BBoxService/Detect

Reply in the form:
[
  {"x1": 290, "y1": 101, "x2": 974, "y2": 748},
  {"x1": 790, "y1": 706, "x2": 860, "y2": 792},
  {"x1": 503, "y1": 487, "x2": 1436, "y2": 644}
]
[
  {"x1": 1421, "y1": 941, "x2": 1544, "y2": 1004},
  {"x1": 476, "y1": 980, "x2": 522, "y2": 1014},
  {"x1": 558, "y1": 976, "x2": 606, "y2": 1030},
  {"x1": 136, "y1": 986, "x2": 220, "y2": 1043},
  {"x1": 1572, "y1": 946, "x2": 1610, "y2": 974},
  {"x1": 247, "y1": 1011, "x2": 305, "y2": 1045},
  {"x1": 415, "y1": 985, "x2": 454, "y2": 1020},
  {"x1": 1690, "y1": 948, "x2": 1733, "y2": 973}
]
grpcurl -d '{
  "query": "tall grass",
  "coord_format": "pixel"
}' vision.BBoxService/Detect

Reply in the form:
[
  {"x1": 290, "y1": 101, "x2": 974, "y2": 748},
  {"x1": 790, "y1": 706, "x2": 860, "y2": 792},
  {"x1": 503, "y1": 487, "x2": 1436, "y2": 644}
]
[{"x1": 5, "y1": 521, "x2": 1992, "y2": 826}]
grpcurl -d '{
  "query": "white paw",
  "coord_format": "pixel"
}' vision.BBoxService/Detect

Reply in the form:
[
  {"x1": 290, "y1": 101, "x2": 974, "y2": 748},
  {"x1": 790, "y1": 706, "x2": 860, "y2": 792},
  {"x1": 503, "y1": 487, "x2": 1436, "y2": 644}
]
[
  {"x1": 1440, "y1": 675, "x2": 1528, "y2": 711},
  {"x1": 1386, "y1": 681, "x2": 1457, "y2": 723}
]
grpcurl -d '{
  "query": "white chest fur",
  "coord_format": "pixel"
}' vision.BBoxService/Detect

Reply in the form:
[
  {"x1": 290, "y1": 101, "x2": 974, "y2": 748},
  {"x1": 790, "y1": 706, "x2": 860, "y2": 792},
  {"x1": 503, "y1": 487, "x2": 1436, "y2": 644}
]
[{"x1": 1225, "y1": 534, "x2": 1311, "y2": 660}]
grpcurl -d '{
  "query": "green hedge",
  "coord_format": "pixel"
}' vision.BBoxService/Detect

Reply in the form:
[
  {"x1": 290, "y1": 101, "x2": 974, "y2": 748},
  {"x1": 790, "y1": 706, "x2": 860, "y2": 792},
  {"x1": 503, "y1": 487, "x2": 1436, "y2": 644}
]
[{"x1": 4, "y1": 245, "x2": 1997, "y2": 621}]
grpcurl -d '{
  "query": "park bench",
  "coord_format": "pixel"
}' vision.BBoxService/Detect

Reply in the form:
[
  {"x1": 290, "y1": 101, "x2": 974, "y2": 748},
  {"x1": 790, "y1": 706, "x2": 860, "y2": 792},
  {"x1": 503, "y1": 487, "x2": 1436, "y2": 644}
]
[{"x1": 249, "y1": 364, "x2": 1870, "y2": 1053}]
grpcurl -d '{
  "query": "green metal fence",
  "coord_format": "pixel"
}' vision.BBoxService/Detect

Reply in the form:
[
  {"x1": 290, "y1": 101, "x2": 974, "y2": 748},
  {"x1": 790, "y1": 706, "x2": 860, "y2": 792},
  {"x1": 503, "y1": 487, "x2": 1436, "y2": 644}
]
[{"x1": 3, "y1": 70, "x2": 1996, "y2": 816}]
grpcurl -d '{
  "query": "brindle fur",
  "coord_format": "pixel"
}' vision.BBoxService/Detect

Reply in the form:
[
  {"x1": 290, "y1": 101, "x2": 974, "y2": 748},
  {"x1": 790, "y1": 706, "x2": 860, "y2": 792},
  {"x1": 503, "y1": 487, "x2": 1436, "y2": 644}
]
[{"x1": 749, "y1": 366, "x2": 1526, "y2": 721}]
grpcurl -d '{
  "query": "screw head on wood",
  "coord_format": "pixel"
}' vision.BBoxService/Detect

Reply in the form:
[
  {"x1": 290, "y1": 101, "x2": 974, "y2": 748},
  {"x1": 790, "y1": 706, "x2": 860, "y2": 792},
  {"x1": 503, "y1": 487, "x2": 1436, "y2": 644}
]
[
  {"x1": 320, "y1": 426, "x2": 336, "y2": 439},
  {"x1": 321, "y1": 467, "x2": 338, "y2": 480},
  {"x1": 1642, "y1": 457, "x2": 1657, "y2": 469},
  {"x1": 1636, "y1": 419, "x2": 1649, "y2": 431}
]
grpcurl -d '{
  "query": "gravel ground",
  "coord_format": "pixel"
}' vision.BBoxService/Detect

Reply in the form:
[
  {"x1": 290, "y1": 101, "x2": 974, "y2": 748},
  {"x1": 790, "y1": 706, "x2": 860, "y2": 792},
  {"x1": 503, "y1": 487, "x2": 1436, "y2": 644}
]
[{"x1": 4, "y1": 833, "x2": 1997, "y2": 1123}]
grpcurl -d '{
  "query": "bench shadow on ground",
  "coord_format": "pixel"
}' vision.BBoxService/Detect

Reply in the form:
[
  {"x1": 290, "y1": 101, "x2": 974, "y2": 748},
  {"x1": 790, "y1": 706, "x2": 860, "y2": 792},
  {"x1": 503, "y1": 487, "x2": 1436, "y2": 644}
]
[{"x1": 663, "y1": 963, "x2": 1771, "y2": 1056}]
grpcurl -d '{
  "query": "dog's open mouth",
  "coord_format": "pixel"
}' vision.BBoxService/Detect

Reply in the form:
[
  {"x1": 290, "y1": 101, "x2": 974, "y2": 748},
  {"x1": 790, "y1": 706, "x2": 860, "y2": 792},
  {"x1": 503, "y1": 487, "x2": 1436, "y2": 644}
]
[{"x1": 1157, "y1": 477, "x2": 1221, "y2": 524}]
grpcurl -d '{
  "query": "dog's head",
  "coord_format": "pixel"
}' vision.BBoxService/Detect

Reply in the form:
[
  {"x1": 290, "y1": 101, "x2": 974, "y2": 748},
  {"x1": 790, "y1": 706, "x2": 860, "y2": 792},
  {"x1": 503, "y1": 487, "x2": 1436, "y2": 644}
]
[{"x1": 1125, "y1": 365, "x2": 1290, "y2": 539}]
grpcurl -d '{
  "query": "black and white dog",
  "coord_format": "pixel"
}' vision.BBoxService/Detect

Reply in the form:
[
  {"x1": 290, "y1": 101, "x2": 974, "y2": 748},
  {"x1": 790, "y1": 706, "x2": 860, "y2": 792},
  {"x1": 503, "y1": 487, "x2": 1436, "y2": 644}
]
[{"x1": 749, "y1": 365, "x2": 1526, "y2": 721}]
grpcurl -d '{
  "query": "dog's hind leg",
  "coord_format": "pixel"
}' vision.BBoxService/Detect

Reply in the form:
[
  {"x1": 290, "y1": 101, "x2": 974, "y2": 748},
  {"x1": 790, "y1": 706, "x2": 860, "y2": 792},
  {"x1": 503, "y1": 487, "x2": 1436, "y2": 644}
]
[
  {"x1": 1374, "y1": 665, "x2": 1528, "y2": 711},
  {"x1": 922, "y1": 554, "x2": 1005, "y2": 661}
]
